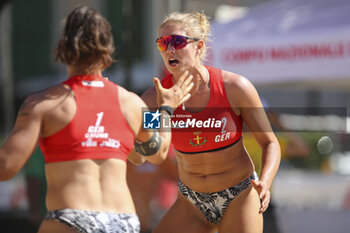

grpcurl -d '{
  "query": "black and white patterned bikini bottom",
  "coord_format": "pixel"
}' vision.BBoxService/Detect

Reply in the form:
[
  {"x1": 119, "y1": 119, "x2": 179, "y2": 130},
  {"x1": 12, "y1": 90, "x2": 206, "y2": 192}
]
[
  {"x1": 44, "y1": 209, "x2": 140, "y2": 233},
  {"x1": 178, "y1": 173, "x2": 256, "y2": 224}
]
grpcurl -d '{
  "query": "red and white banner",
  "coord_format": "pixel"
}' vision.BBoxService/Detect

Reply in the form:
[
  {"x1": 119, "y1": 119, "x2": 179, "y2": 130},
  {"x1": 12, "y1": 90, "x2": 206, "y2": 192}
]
[{"x1": 206, "y1": 0, "x2": 350, "y2": 85}]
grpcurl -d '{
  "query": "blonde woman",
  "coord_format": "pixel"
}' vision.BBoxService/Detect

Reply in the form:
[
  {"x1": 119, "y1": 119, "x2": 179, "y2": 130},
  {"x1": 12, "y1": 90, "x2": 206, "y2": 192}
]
[{"x1": 142, "y1": 12, "x2": 281, "y2": 233}]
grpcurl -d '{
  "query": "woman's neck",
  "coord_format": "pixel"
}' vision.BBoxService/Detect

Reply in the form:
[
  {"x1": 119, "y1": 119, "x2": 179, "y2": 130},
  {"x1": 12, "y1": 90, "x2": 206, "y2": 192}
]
[
  {"x1": 173, "y1": 65, "x2": 209, "y2": 89},
  {"x1": 189, "y1": 65, "x2": 209, "y2": 95},
  {"x1": 173, "y1": 64, "x2": 210, "y2": 111},
  {"x1": 67, "y1": 65, "x2": 103, "y2": 78}
]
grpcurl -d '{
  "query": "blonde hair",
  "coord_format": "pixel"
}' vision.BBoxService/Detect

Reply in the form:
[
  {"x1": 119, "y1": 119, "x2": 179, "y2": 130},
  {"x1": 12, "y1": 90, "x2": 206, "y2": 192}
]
[{"x1": 158, "y1": 12, "x2": 211, "y2": 61}]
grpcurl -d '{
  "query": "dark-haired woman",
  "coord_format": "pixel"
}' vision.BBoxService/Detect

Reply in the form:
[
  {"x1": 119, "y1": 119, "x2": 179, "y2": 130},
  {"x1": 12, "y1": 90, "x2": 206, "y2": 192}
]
[{"x1": 0, "y1": 6, "x2": 192, "y2": 233}]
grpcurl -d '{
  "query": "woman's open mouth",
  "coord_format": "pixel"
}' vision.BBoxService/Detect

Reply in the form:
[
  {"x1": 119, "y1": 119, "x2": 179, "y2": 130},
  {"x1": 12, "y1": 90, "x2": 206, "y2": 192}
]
[{"x1": 169, "y1": 58, "x2": 179, "y2": 66}]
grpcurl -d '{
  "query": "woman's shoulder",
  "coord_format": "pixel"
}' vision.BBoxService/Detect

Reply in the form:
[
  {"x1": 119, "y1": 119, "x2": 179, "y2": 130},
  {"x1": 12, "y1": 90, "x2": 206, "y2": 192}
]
[
  {"x1": 218, "y1": 68, "x2": 261, "y2": 109},
  {"x1": 140, "y1": 85, "x2": 158, "y2": 109},
  {"x1": 117, "y1": 85, "x2": 144, "y2": 107},
  {"x1": 22, "y1": 84, "x2": 73, "y2": 114},
  {"x1": 220, "y1": 69, "x2": 256, "y2": 96}
]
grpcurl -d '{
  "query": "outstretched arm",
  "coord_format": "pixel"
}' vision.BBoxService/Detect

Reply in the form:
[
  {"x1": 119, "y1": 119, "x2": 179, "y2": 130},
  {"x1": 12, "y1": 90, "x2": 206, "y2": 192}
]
[{"x1": 0, "y1": 97, "x2": 42, "y2": 180}]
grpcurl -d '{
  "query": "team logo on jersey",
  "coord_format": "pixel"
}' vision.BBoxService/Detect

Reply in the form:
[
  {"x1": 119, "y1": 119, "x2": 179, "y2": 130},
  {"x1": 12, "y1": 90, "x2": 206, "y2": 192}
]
[
  {"x1": 81, "y1": 112, "x2": 120, "y2": 148},
  {"x1": 81, "y1": 80, "x2": 104, "y2": 87},
  {"x1": 143, "y1": 110, "x2": 161, "y2": 129},
  {"x1": 189, "y1": 131, "x2": 207, "y2": 146}
]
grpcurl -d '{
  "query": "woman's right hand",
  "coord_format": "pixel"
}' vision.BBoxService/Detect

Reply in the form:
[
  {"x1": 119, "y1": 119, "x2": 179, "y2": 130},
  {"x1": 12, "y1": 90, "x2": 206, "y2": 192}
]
[{"x1": 152, "y1": 71, "x2": 194, "y2": 109}]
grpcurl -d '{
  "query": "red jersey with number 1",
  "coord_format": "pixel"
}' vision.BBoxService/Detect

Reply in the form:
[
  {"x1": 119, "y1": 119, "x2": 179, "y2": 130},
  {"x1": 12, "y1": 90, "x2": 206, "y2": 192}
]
[
  {"x1": 39, "y1": 75, "x2": 134, "y2": 163},
  {"x1": 161, "y1": 66, "x2": 243, "y2": 153}
]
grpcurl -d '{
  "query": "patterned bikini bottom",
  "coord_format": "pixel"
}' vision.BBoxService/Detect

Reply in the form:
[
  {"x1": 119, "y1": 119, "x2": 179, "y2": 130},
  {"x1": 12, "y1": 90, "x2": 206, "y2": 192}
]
[
  {"x1": 44, "y1": 209, "x2": 140, "y2": 233},
  {"x1": 178, "y1": 173, "x2": 257, "y2": 224}
]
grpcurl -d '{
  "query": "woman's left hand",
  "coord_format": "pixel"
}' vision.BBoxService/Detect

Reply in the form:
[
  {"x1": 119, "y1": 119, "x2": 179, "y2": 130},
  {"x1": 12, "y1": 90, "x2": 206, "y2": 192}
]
[
  {"x1": 153, "y1": 70, "x2": 194, "y2": 109},
  {"x1": 251, "y1": 179, "x2": 271, "y2": 214}
]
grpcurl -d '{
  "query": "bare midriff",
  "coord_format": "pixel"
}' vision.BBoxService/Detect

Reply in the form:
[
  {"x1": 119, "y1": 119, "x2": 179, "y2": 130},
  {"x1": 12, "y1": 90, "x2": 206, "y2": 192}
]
[
  {"x1": 44, "y1": 158, "x2": 135, "y2": 214},
  {"x1": 176, "y1": 139, "x2": 254, "y2": 193}
]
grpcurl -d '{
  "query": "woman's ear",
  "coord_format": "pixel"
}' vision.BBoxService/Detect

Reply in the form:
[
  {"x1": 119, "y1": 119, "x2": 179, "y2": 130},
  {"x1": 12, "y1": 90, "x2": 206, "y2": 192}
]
[
  {"x1": 197, "y1": 40, "x2": 204, "y2": 50},
  {"x1": 196, "y1": 40, "x2": 204, "y2": 55}
]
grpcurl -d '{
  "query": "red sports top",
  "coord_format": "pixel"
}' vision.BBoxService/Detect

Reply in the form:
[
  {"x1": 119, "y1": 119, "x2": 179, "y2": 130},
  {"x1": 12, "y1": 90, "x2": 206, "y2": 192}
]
[
  {"x1": 161, "y1": 66, "x2": 243, "y2": 153},
  {"x1": 39, "y1": 75, "x2": 134, "y2": 163}
]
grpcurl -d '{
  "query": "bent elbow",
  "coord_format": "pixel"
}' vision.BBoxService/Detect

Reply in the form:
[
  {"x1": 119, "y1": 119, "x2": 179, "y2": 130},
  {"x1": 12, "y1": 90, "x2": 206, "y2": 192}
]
[
  {"x1": 147, "y1": 151, "x2": 167, "y2": 165},
  {"x1": 0, "y1": 172, "x2": 17, "y2": 181},
  {"x1": 0, "y1": 159, "x2": 18, "y2": 181},
  {"x1": 129, "y1": 158, "x2": 146, "y2": 166},
  {"x1": 158, "y1": 147, "x2": 169, "y2": 163},
  {"x1": 150, "y1": 155, "x2": 166, "y2": 165},
  {"x1": 0, "y1": 169, "x2": 18, "y2": 181}
]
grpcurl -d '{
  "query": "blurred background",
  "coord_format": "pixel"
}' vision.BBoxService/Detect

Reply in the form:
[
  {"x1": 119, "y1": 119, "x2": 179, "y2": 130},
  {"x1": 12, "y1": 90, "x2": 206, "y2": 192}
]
[{"x1": 0, "y1": 0, "x2": 350, "y2": 232}]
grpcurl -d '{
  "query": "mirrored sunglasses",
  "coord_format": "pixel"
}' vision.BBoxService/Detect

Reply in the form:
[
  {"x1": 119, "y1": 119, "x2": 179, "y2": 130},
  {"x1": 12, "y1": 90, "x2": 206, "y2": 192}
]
[{"x1": 156, "y1": 35, "x2": 199, "y2": 51}]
